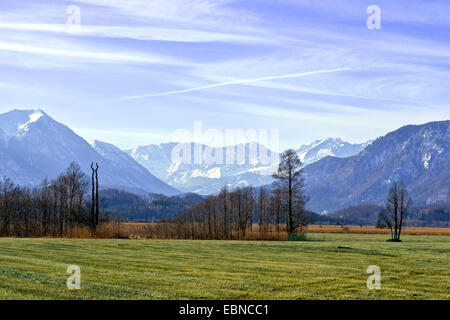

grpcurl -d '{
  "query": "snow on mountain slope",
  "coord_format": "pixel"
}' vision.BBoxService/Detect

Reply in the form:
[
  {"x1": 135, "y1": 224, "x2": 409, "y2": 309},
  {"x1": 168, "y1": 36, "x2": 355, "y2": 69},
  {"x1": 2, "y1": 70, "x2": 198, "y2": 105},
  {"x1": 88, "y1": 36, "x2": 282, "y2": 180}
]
[
  {"x1": 0, "y1": 109, "x2": 179, "y2": 195},
  {"x1": 90, "y1": 140, "x2": 180, "y2": 195},
  {"x1": 127, "y1": 138, "x2": 368, "y2": 195},
  {"x1": 127, "y1": 142, "x2": 278, "y2": 194},
  {"x1": 297, "y1": 138, "x2": 368, "y2": 165},
  {"x1": 303, "y1": 120, "x2": 449, "y2": 212}
]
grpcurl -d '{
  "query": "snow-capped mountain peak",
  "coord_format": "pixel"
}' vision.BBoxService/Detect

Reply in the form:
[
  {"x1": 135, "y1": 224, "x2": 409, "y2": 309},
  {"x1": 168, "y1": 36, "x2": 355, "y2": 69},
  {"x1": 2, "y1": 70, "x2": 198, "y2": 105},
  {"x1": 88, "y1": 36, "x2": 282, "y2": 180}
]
[
  {"x1": 304, "y1": 120, "x2": 449, "y2": 212},
  {"x1": 0, "y1": 109, "x2": 179, "y2": 196},
  {"x1": 126, "y1": 138, "x2": 369, "y2": 195},
  {"x1": 126, "y1": 142, "x2": 279, "y2": 194},
  {"x1": 297, "y1": 137, "x2": 367, "y2": 165},
  {"x1": 0, "y1": 109, "x2": 48, "y2": 136},
  {"x1": 17, "y1": 109, "x2": 45, "y2": 132}
]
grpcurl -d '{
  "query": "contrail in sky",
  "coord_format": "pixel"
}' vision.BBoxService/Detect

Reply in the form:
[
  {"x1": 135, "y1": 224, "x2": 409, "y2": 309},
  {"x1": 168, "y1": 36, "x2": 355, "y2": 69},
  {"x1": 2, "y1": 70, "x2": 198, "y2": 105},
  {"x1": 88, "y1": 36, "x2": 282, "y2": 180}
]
[{"x1": 113, "y1": 68, "x2": 350, "y2": 101}]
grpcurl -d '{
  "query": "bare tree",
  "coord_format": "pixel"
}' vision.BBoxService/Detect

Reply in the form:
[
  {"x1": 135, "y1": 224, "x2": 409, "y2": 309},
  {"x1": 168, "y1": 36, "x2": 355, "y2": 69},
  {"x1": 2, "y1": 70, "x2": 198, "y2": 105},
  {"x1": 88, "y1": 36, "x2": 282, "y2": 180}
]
[
  {"x1": 380, "y1": 182, "x2": 412, "y2": 241},
  {"x1": 0, "y1": 176, "x2": 15, "y2": 234},
  {"x1": 272, "y1": 149, "x2": 308, "y2": 234},
  {"x1": 242, "y1": 186, "x2": 254, "y2": 237},
  {"x1": 0, "y1": 162, "x2": 109, "y2": 238},
  {"x1": 257, "y1": 187, "x2": 269, "y2": 236},
  {"x1": 269, "y1": 186, "x2": 282, "y2": 234},
  {"x1": 90, "y1": 162, "x2": 99, "y2": 234},
  {"x1": 219, "y1": 187, "x2": 229, "y2": 239},
  {"x1": 38, "y1": 178, "x2": 52, "y2": 235},
  {"x1": 95, "y1": 163, "x2": 99, "y2": 227},
  {"x1": 65, "y1": 162, "x2": 89, "y2": 227}
]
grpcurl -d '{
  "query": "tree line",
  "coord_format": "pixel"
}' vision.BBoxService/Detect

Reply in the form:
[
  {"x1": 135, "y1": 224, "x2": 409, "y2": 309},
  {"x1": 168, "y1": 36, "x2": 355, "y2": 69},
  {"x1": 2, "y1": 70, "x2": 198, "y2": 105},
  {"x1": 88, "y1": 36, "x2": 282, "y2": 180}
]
[
  {"x1": 0, "y1": 149, "x2": 310, "y2": 239},
  {"x1": 0, "y1": 162, "x2": 107, "y2": 237},
  {"x1": 0, "y1": 149, "x2": 416, "y2": 241},
  {"x1": 172, "y1": 149, "x2": 309, "y2": 240},
  {"x1": 100, "y1": 189, "x2": 204, "y2": 221},
  {"x1": 171, "y1": 150, "x2": 415, "y2": 241}
]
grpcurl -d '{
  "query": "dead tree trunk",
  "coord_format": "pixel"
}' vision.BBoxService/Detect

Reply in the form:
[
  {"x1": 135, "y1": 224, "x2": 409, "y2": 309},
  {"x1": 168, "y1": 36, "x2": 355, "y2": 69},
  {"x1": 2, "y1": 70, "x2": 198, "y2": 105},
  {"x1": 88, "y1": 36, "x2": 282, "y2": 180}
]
[
  {"x1": 95, "y1": 163, "x2": 99, "y2": 227},
  {"x1": 90, "y1": 162, "x2": 99, "y2": 235}
]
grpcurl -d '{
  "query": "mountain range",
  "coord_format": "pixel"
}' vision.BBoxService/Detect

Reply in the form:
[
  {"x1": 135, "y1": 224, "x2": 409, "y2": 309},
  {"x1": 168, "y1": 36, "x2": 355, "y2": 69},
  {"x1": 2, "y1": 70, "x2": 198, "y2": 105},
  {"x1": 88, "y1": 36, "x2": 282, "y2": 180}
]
[
  {"x1": 304, "y1": 120, "x2": 449, "y2": 212},
  {"x1": 127, "y1": 138, "x2": 368, "y2": 194},
  {"x1": 0, "y1": 109, "x2": 179, "y2": 196},
  {"x1": 0, "y1": 109, "x2": 447, "y2": 214},
  {"x1": 127, "y1": 142, "x2": 278, "y2": 194},
  {"x1": 297, "y1": 138, "x2": 371, "y2": 165}
]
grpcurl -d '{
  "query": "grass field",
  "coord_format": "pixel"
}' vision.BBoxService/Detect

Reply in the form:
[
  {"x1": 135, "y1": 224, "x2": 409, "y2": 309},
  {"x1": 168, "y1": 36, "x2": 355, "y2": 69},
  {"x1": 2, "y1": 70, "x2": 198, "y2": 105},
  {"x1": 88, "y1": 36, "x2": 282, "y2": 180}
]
[
  {"x1": 304, "y1": 225, "x2": 450, "y2": 235},
  {"x1": 0, "y1": 233, "x2": 448, "y2": 299},
  {"x1": 99, "y1": 223, "x2": 450, "y2": 240}
]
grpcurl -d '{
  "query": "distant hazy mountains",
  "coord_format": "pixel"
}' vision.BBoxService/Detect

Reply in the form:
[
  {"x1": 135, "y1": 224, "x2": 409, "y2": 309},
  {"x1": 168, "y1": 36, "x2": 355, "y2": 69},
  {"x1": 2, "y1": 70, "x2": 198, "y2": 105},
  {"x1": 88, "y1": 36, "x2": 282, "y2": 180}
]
[
  {"x1": 297, "y1": 138, "x2": 370, "y2": 165},
  {"x1": 304, "y1": 120, "x2": 449, "y2": 212},
  {"x1": 127, "y1": 142, "x2": 278, "y2": 194},
  {"x1": 0, "y1": 109, "x2": 179, "y2": 196},
  {"x1": 127, "y1": 138, "x2": 367, "y2": 194}
]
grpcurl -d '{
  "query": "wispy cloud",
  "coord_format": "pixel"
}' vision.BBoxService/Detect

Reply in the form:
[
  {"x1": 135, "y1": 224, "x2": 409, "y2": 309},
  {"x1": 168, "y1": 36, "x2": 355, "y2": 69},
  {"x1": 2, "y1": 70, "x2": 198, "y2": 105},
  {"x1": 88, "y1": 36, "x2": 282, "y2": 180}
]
[
  {"x1": 113, "y1": 68, "x2": 351, "y2": 101},
  {"x1": 0, "y1": 0, "x2": 448, "y2": 150},
  {"x1": 0, "y1": 23, "x2": 269, "y2": 44},
  {"x1": 0, "y1": 40, "x2": 190, "y2": 65},
  {"x1": 71, "y1": 0, "x2": 254, "y2": 25},
  {"x1": 284, "y1": 0, "x2": 450, "y2": 26}
]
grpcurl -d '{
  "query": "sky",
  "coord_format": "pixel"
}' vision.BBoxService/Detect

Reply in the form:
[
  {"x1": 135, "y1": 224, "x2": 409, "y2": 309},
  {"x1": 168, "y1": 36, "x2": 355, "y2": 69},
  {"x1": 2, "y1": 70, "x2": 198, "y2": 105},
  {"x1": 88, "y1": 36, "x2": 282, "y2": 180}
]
[{"x1": 0, "y1": 0, "x2": 448, "y2": 151}]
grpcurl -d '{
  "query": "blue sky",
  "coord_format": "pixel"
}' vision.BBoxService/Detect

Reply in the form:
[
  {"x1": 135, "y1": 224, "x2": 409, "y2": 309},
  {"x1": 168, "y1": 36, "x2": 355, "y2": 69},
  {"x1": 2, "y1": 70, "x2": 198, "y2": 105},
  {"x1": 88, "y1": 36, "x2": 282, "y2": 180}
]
[{"x1": 0, "y1": 0, "x2": 448, "y2": 150}]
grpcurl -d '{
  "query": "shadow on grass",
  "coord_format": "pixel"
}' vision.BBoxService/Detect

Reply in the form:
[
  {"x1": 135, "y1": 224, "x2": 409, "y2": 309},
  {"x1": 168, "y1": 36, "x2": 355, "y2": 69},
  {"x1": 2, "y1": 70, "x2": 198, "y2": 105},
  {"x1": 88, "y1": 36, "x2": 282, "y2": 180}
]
[{"x1": 287, "y1": 233, "x2": 326, "y2": 242}]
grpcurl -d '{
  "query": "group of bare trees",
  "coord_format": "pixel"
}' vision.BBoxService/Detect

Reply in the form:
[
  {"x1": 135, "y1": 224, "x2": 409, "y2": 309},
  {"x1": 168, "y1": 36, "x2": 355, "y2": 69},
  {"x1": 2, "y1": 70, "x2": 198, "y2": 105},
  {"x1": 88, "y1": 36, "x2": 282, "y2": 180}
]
[
  {"x1": 0, "y1": 162, "x2": 107, "y2": 237},
  {"x1": 174, "y1": 149, "x2": 309, "y2": 240},
  {"x1": 379, "y1": 182, "x2": 412, "y2": 241}
]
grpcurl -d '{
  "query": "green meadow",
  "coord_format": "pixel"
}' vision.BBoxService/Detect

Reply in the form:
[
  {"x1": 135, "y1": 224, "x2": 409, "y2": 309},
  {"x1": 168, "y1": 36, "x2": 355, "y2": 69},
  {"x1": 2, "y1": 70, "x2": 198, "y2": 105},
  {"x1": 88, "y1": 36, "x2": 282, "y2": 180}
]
[{"x1": 0, "y1": 233, "x2": 448, "y2": 299}]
